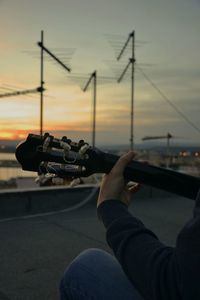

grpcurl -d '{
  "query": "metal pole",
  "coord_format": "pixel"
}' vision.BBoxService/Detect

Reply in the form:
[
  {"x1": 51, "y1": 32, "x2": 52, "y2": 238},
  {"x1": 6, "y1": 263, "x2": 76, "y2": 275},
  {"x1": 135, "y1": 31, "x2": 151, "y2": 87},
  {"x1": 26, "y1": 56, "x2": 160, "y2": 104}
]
[
  {"x1": 166, "y1": 133, "x2": 171, "y2": 168},
  {"x1": 93, "y1": 71, "x2": 97, "y2": 148},
  {"x1": 116, "y1": 30, "x2": 136, "y2": 150},
  {"x1": 130, "y1": 31, "x2": 135, "y2": 151},
  {"x1": 40, "y1": 30, "x2": 44, "y2": 136},
  {"x1": 83, "y1": 71, "x2": 97, "y2": 147}
]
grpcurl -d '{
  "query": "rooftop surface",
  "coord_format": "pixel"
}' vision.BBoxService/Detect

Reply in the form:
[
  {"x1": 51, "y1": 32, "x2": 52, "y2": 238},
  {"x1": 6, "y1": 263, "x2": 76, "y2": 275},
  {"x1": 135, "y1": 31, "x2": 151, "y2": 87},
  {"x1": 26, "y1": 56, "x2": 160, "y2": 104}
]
[{"x1": 0, "y1": 192, "x2": 194, "y2": 300}]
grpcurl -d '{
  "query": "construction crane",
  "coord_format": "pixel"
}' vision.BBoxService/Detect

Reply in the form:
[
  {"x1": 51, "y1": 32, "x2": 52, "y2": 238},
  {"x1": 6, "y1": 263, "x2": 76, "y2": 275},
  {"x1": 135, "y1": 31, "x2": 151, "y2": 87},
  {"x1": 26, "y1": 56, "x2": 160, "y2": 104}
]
[
  {"x1": 142, "y1": 133, "x2": 173, "y2": 167},
  {"x1": 142, "y1": 132, "x2": 172, "y2": 142},
  {"x1": 0, "y1": 86, "x2": 44, "y2": 98}
]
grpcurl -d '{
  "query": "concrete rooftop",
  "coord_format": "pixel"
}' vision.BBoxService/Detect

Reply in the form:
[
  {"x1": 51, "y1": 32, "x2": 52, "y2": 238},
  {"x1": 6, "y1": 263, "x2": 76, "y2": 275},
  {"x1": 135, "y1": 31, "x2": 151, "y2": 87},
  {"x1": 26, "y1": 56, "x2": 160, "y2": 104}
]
[{"x1": 0, "y1": 189, "x2": 194, "y2": 300}]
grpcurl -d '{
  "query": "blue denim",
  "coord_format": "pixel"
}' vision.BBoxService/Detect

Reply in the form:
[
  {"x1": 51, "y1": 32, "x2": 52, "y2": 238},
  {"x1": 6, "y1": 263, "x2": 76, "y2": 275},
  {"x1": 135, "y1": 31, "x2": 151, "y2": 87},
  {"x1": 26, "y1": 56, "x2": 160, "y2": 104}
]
[{"x1": 60, "y1": 248, "x2": 145, "y2": 300}]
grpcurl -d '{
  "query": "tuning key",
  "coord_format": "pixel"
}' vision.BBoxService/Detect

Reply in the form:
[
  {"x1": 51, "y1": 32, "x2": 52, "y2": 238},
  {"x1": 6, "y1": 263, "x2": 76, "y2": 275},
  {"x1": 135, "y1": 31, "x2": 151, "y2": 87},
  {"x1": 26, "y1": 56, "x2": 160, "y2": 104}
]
[
  {"x1": 62, "y1": 136, "x2": 72, "y2": 145},
  {"x1": 78, "y1": 139, "x2": 85, "y2": 147},
  {"x1": 43, "y1": 132, "x2": 50, "y2": 140}
]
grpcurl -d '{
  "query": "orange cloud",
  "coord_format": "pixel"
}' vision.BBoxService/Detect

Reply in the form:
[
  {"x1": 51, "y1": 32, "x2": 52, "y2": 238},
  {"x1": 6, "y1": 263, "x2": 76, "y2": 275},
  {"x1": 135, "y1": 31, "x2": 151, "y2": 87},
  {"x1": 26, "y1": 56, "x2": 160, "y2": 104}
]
[
  {"x1": 0, "y1": 131, "x2": 29, "y2": 140},
  {"x1": 0, "y1": 122, "x2": 92, "y2": 141}
]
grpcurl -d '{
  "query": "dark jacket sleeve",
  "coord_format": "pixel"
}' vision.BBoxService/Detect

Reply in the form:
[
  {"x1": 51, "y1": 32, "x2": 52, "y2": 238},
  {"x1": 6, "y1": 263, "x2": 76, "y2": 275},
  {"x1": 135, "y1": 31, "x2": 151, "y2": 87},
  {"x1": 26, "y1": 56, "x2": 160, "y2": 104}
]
[
  {"x1": 175, "y1": 189, "x2": 200, "y2": 300},
  {"x1": 97, "y1": 193, "x2": 200, "y2": 300}
]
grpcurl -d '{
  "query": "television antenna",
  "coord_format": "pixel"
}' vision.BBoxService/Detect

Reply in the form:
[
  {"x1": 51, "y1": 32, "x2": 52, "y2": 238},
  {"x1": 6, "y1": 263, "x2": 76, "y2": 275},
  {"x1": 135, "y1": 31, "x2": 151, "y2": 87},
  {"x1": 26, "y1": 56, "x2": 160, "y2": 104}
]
[
  {"x1": 82, "y1": 71, "x2": 97, "y2": 147},
  {"x1": 37, "y1": 30, "x2": 71, "y2": 136},
  {"x1": 116, "y1": 30, "x2": 136, "y2": 150}
]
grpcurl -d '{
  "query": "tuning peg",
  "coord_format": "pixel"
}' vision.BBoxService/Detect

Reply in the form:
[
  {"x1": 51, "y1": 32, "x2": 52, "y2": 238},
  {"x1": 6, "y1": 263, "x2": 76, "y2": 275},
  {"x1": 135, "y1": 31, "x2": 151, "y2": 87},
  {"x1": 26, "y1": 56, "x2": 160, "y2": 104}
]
[
  {"x1": 79, "y1": 143, "x2": 90, "y2": 159},
  {"x1": 78, "y1": 139, "x2": 85, "y2": 147},
  {"x1": 62, "y1": 136, "x2": 72, "y2": 145},
  {"x1": 43, "y1": 132, "x2": 50, "y2": 139},
  {"x1": 61, "y1": 136, "x2": 67, "y2": 141},
  {"x1": 43, "y1": 134, "x2": 54, "y2": 152}
]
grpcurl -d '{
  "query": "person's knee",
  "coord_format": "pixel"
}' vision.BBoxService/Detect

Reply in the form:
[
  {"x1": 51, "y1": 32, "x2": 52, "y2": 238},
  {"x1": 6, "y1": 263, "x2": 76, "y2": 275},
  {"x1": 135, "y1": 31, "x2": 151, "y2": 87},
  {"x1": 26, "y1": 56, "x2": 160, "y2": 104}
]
[
  {"x1": 62, "y1": 249, "x2": 104, "y2": 279},
  {"x1": 60, "y1": 248, "x2": 109, "y2": 298},
  {"x1": 62, "y1": 248, "x2": 108, "y2": 279},
  {"x1": 76, "y1": 247, "x2": 108, "y2": 259},
  {"x1": 75, "y1": 248, "x2": 109, "y2": 263},
  {"x1": 60, "y1": 248, "x2": 145, "y2": 300}
]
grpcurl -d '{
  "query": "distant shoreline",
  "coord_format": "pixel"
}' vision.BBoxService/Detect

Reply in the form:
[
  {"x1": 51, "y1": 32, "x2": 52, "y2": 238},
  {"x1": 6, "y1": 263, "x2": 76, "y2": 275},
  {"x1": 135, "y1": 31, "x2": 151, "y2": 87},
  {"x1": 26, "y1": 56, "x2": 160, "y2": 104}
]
[{"x1": 0, "y1": 150, "x2": 15, "y2": 154}]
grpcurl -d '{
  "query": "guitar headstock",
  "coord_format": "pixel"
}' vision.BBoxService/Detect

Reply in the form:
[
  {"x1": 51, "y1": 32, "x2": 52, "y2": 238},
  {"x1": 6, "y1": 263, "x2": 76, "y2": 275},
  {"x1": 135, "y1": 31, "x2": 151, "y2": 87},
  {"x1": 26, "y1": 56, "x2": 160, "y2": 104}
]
[{"x1": 15, "y1": 133, "x2": 105, "y2": 179}]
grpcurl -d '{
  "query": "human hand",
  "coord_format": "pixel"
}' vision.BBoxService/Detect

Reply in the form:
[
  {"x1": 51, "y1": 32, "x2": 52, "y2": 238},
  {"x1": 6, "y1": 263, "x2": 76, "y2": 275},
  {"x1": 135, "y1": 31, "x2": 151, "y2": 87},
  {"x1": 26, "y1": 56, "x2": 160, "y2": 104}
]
[{"x1": 97, "y1": 151, "x2": 141, "y2": 208}]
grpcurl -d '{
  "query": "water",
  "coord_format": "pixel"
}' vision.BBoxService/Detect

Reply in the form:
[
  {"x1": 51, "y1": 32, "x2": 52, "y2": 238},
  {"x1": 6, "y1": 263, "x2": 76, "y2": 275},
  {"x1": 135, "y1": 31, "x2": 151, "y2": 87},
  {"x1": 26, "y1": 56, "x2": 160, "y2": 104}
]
[
  {"x1": 0, "y1": 153, "x2": 36, "y2": 180},
  {"x1": 0, "y1": 153, "x2": 15, "y2": 160}
]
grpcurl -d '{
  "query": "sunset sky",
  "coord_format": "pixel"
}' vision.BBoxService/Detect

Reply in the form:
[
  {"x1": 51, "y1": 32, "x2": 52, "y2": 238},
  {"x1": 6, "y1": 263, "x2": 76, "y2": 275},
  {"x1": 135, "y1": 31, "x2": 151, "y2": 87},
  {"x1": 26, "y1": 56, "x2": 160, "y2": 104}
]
[{"x1": 0, "y1": 0, "x2": 200, "y2": 146}]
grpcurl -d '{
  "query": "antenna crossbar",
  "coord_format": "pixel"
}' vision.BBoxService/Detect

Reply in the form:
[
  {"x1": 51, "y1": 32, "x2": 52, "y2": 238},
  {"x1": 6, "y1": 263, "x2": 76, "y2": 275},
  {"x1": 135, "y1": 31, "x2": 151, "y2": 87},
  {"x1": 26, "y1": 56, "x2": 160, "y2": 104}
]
[
  {"x1": 0, "y1": 87, "x2": 44, "y2": 98},
  {"x1": 117, "y1": 59, "x2": 132, "y2": 83},
  {"x1": 83, "y1": 72, "x2": 96, "y2": 92},
  {"x1": 38, "y1": 42, "x2": 71, "y2": 72},
  {"x1": 117, "y1": 31, "x2": 134, "y2": 60}
]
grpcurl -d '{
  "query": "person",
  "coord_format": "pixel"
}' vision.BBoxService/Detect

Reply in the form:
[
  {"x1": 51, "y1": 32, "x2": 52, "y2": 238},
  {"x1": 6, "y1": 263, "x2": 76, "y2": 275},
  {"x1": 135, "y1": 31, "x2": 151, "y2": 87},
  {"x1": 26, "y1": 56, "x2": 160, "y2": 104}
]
[{"x1": 59, "y1": 151, "x2": 200, "y2": 300}]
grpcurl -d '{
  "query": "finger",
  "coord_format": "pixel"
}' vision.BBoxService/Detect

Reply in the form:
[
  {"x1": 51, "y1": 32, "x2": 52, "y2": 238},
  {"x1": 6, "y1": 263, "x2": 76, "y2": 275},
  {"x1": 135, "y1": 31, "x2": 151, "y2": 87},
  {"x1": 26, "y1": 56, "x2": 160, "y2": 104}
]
[
  {"x1": 111, "y1": 151, "x2": 135, "y2": 176},
  {"x1": 126, "y1": 181, "x2": 137, "y2": 188},
  {"x1": 128, "y1": 183, "x2": 141, "y2": 193}
]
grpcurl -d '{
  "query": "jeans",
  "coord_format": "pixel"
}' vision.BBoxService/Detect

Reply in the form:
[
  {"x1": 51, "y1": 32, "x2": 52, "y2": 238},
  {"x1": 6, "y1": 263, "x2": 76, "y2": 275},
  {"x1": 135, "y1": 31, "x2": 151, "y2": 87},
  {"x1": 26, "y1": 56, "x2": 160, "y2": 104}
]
[{"x1": 60, "y1": 248, "x2": 145, "y2": 300}]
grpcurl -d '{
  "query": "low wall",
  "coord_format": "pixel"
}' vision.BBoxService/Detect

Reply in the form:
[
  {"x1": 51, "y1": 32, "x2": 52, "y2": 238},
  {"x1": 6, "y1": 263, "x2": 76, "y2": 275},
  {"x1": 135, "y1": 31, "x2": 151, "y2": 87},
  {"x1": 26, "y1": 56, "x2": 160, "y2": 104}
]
[{"x1": 0, "y1": 185, "x2": 174, "y2": 219}]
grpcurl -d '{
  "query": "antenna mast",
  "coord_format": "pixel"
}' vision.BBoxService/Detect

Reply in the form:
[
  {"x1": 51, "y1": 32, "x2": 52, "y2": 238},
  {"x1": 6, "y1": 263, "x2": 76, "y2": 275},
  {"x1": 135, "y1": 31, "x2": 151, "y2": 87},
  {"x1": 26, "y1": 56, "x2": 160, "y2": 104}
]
[
  {"x1": 37, "y1": 30, "x2": 71, "y2": 136},
  {"x1": 83, "y1": 71, "x2": 97, "y2": 148},
  {"x1": 117, "y1": 30, "x2": 136, "y2": 150},
  {"x1": 40, "y1": 30, "x2": 44, "y2": 136}
]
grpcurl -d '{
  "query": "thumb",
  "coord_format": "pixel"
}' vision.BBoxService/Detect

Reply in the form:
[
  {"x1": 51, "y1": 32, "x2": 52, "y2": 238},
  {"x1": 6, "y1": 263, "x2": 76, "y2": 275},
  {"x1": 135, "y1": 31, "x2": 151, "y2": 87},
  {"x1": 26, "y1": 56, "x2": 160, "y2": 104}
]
[{"x1": 111, "y1": 151, "x2": 135, "y2": 176}]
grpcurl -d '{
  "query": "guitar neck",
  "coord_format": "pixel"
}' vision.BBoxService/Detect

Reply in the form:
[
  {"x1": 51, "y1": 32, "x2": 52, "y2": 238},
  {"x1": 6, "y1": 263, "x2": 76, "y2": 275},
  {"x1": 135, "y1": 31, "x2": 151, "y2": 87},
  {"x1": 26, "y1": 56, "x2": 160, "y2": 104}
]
[
  {"x1": 15, "y1": 135, "x2": 200, "y2": 200},
  {"x1": 103, "y1": 153, "x2": 200, "y2": 200}
]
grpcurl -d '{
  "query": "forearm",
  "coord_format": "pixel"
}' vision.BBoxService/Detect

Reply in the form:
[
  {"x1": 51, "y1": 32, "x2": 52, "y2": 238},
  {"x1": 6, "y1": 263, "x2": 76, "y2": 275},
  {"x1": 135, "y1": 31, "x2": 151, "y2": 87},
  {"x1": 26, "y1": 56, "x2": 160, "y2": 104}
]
[{"x1": 97, "y1": 200, "x2": 177, "y2": 300}]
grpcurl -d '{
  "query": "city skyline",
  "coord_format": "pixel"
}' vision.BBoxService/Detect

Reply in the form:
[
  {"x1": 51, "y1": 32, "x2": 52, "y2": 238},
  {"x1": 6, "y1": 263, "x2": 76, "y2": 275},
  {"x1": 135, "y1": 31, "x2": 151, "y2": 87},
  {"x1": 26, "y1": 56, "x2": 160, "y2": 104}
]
[{"x1": 0, "y1": 0, "x2": 200, "y2": 146}]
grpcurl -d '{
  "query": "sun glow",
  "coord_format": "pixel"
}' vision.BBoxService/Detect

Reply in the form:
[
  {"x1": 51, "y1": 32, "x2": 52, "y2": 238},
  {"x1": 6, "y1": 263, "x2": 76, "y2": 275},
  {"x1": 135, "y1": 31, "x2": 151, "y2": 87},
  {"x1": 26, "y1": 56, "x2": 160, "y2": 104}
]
[{"x1": 0, "y1": 132, "x2": 21, "y2": 140}]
